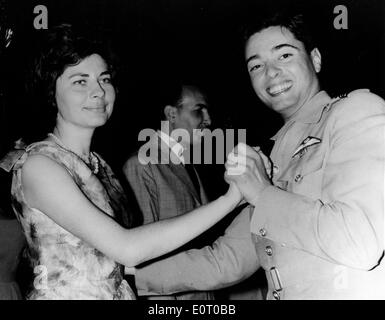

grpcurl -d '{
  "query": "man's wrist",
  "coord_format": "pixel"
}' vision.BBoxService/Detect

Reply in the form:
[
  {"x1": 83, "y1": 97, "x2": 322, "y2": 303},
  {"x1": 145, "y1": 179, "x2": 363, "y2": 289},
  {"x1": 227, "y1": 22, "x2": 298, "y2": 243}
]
[{"x1": 249, "y1": 184, "x2": 270, "y2": 206}]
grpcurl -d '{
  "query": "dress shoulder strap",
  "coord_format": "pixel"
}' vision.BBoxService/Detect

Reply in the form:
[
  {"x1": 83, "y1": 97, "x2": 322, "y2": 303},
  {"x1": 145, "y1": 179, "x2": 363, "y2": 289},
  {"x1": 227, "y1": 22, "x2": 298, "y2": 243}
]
[
  {"x1": 25, "y1": 141, "x2": 75, "y2": 169},
  {"x1": 22, "y1": 141, "x2": 116, "y2": 217}
]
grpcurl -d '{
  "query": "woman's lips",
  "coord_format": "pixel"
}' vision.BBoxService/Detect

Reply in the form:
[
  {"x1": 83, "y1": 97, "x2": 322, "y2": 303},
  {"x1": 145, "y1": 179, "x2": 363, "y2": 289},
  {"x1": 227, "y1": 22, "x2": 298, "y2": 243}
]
[{"x1": 84, "y1": 106, "x2": 106, "y2": 112}]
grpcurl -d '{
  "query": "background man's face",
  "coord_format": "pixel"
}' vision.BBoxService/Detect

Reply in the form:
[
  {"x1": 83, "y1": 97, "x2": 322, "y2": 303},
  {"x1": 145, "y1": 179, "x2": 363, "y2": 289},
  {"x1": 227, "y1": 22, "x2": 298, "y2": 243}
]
[
  {"x1": 174, "y1": 88, "x2": 211, "y2": 146},
  {"x1": 245, "y1": 26, "x2": 320, "y2": 120}
]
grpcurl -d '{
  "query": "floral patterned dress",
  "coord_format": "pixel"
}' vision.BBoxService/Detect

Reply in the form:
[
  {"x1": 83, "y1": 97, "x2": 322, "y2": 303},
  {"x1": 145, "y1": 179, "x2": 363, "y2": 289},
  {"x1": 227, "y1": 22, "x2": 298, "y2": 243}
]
[{"x1": 0, "y1": 141, "x2": 135, "y2": 300}]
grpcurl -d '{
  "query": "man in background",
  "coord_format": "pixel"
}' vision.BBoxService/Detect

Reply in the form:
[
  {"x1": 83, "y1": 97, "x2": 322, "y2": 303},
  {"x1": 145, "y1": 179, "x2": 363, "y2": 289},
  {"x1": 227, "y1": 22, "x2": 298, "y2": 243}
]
[{"x1": 122, "y1": 83, "x2": 214, "y2": 299}]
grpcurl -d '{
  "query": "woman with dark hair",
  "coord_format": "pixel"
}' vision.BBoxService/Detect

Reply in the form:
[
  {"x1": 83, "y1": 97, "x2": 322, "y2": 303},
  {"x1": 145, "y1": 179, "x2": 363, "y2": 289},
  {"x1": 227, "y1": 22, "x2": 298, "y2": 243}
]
[{"x1": 0, "y1": 24, "x2": 241, "y2": 300}]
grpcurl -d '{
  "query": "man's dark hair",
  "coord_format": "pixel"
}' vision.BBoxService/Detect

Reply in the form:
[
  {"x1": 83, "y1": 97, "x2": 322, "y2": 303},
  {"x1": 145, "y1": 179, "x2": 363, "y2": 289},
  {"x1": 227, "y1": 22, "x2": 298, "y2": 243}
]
[
  {"x1": 243, "y1": 10, "x2": 318, "y2": 54},
  {"x1": 158, "y1": 82, "x2": 207, "y2": 120}
]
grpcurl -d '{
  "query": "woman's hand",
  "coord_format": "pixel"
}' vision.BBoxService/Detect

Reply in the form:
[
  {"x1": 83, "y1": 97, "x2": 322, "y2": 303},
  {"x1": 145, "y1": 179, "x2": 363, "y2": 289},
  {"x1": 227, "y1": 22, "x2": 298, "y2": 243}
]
[{"x1": 223, "y1": 178, "x2": 243, "y2": 206}]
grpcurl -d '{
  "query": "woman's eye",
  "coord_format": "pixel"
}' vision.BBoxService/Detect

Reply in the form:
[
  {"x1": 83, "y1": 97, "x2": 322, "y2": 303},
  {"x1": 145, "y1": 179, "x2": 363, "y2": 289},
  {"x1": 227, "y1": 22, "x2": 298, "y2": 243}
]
[
  {"x1": 100, "y1": 77, "x2": 112, "y2": 84},
  {"x1": 249, "y1": 64, "x2": 262, "y2": 73}
]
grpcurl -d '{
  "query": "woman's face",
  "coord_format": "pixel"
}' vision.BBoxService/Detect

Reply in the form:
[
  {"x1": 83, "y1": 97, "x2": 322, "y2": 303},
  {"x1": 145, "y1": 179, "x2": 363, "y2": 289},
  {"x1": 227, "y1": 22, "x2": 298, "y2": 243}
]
[{"x1": 55, "y1": 53, "x2": 115, "y2": 130}]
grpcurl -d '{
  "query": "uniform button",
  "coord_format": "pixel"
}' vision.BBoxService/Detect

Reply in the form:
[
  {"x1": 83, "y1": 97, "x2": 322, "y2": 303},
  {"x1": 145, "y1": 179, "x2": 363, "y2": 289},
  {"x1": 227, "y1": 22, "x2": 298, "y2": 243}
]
[
  {"x1": 272, "y1": 290, "x2": 280, "y2": 300},
  {"x1": 294, "y1": 174, "x2": 302, "y2": 182},
  {"x1": 265, "y1": 246, "x2": 273, "y2": 256},
  {"x1": 259, "y1": 228, "x2": 267, "y2": 237}
]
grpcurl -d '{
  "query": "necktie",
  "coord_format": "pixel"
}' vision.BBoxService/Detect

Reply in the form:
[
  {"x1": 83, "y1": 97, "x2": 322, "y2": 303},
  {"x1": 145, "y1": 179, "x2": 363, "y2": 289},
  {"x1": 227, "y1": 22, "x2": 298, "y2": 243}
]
[{"x1": 184, "y1": 164, "x2": 201, "y2": 200}]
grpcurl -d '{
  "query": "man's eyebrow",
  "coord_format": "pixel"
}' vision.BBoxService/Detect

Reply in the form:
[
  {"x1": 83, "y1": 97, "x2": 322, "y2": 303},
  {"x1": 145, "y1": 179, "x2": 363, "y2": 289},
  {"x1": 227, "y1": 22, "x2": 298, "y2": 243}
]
[
  {"x1": 273, "y1": 43, "x2": 300, "y2": 51},
  {"x1": 68, "y1": 73, "x2": 89, "y2": 79},
  {"x1": 195, "y1": 103, "x2": 208, "y2": 109},
  {"x1": 68, "y1": 70, "x2": 111, "y2": 79},
  {"x1": 246, "y1": 43, "x2": 300, "y2": 64},
  {"x1": 246, "y1": 54, "x2": 260, "y2": 64}
]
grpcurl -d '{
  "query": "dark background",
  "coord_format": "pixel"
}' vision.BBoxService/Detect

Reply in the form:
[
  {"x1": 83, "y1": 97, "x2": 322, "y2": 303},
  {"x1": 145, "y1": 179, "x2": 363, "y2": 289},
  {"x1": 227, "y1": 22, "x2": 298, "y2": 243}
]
[
  {"x1": 1, "y1": 0, "x2": 384, "y2": 199},
  {"x1": 0, "y1": 0, "x2": 383, "y2": 299}
]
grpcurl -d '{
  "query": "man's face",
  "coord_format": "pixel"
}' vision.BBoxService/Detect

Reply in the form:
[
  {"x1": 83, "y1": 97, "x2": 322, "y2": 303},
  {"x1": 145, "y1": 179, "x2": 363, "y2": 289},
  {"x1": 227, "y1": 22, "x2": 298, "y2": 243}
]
[
  {"x1": 173, "y1": 88, "x2": 211, "y2": 146},
  {"x1": 245, "y1": 26, "x2": 321, "y2": 120}
]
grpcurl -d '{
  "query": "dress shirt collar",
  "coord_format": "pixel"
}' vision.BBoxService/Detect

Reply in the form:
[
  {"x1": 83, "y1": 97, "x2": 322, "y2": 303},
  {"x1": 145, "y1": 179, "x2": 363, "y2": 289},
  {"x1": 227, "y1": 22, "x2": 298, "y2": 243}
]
[
  {"x1": 157, "y1": 130, "x2": 185, "y2": 164},
  {"x1": 270, "y1": 90, "x2": 332, "y2": 141}
]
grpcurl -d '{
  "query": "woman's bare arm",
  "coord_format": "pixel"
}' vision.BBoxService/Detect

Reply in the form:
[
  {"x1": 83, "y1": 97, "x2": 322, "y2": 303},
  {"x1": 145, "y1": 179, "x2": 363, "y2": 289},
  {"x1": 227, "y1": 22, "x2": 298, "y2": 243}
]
[{"x1": 22, "y1": 155, "x2": 240, "y2": 267}]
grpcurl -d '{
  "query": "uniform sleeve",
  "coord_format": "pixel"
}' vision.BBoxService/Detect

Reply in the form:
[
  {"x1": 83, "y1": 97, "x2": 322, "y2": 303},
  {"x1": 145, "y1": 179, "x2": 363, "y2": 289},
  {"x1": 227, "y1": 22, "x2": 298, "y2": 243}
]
[
  {"x1": 252, "y1": 91, "x2": 385, "y2": 270},
  {"x1": 135, "y1": 206, "x2": 260, "y2": 295},
  {"x1": 122, "y1": 156, "x2": 160, "y2": 224}
]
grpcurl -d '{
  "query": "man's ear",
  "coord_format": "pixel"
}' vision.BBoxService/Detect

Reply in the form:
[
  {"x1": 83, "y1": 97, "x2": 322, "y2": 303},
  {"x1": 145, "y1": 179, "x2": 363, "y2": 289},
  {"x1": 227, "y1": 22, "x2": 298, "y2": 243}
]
[
  {"x1": 164, "y1": 105, "x2": 178, "y2": 122},
  {"x1": 310, "y1": 48, "x2": 322, "y2": 73}
]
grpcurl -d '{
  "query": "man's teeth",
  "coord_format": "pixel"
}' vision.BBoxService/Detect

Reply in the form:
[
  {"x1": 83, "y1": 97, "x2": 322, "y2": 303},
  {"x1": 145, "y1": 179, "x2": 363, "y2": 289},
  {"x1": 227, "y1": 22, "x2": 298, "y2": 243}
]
[{"x1": 268, "y1": 82, "x2": 292, "y2": 95}]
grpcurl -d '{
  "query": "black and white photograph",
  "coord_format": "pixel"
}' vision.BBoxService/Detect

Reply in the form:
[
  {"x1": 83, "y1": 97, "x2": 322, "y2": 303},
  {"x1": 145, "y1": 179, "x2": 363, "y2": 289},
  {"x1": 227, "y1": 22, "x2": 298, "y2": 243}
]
[{"x1": 0, "y1": 0, "x2": 384, "y2": 308}]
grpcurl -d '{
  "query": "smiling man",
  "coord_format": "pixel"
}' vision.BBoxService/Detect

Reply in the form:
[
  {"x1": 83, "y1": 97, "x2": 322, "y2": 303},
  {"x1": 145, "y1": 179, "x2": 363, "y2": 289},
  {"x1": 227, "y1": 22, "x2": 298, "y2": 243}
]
[
  {"x1": 130, "y1": 10, "x2": 385, "y2": 300},
  {"x1": 245, "y1": 24, "x2": 321, "y2": 121},
  {"x1": 225, "y1": 13, "x2": 385, "y2": 299}
]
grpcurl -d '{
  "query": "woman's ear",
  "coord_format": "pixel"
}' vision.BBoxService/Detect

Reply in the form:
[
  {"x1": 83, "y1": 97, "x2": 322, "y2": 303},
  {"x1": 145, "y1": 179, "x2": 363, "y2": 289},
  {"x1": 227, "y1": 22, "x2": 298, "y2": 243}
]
[{"x1": 164, "y1": 105, "x2": 177, "y2": 122}]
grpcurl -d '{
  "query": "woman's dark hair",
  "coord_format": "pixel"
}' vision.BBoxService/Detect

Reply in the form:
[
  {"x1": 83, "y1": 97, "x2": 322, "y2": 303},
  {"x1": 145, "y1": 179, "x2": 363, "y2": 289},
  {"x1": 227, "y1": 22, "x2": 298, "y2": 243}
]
[
  {"x1": 24, "y1": 24, "x2": 117, "y2": 143},
  {"x1": 243, "y1": 10, "x2": 319, "y2": 54}
]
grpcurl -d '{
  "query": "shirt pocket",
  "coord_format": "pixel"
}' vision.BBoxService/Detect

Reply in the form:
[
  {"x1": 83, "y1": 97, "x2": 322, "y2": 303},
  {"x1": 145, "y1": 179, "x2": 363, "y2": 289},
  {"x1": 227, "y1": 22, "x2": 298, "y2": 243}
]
[{"x1": 277, "y1": 144, "x2": 326, "y2": 200}]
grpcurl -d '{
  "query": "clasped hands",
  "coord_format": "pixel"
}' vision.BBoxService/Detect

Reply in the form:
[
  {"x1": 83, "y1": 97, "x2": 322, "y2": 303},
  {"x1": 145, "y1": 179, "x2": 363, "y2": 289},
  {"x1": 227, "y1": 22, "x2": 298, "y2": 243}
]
[{"x1": 225, "y1": 143, "x2": 273, "y2": 206}]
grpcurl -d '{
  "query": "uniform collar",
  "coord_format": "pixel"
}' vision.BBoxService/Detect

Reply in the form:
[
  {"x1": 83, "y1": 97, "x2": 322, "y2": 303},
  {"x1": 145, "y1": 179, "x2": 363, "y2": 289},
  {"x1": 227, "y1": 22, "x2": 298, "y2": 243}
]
[
  {"x1": 270, "y1": 90, "x2": 332, "y2": 141},
  {"x1": 157, "y1": 130, "x2": 185, "y2": 164}
]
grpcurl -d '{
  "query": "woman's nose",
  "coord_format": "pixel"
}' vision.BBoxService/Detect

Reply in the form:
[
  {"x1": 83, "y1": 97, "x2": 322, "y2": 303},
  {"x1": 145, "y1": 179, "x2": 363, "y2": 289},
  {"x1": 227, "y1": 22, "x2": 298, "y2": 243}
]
[{"x1": 91, "y1": 81, "x2": 105, "y2": 98}]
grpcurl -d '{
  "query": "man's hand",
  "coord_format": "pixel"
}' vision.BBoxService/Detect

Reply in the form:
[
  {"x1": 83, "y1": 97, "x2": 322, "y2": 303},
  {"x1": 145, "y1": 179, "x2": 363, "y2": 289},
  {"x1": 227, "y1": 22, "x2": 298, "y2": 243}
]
[
  {"x1": 252, "y1": 146, "x2": 274, "y2": 179},
  {"x1": 225, "y1": 143, "x2": 272, "y2": 206}
]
